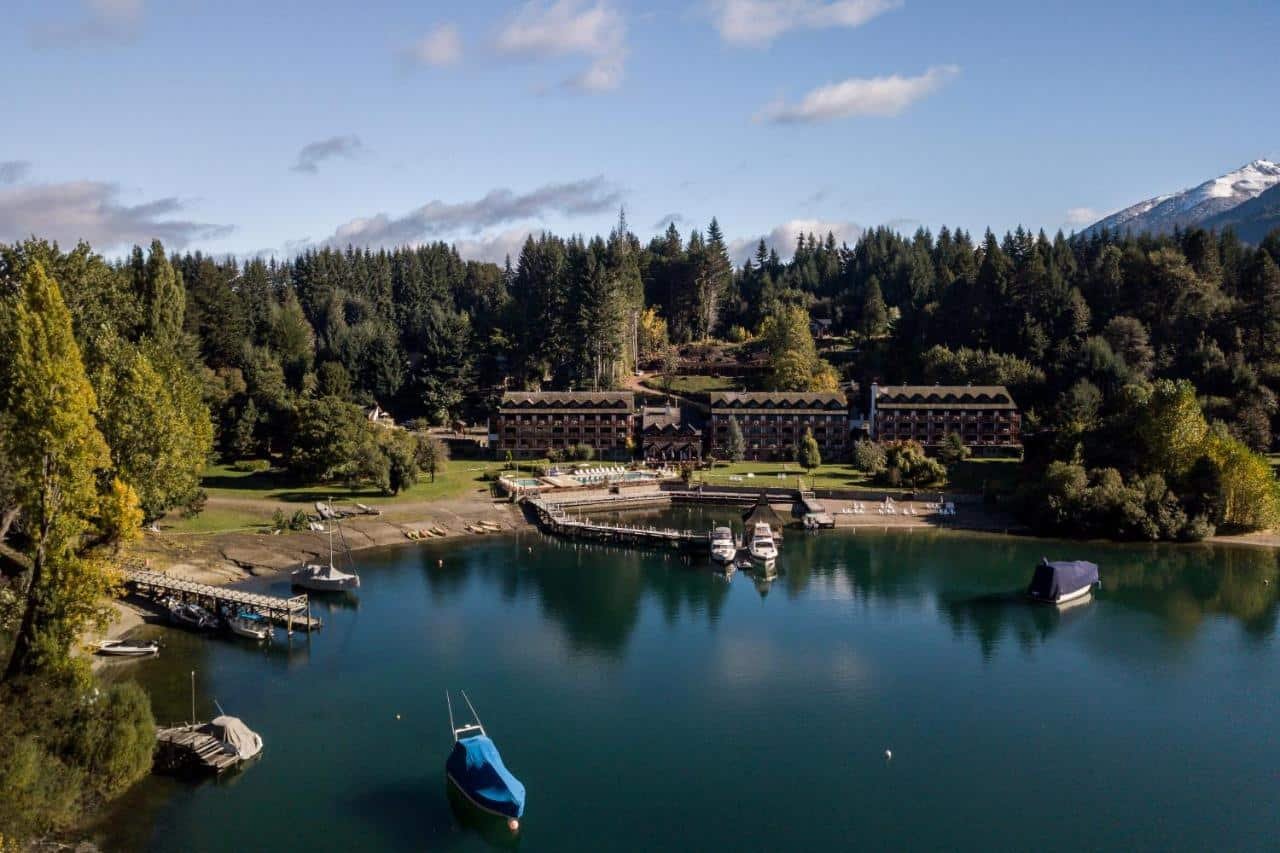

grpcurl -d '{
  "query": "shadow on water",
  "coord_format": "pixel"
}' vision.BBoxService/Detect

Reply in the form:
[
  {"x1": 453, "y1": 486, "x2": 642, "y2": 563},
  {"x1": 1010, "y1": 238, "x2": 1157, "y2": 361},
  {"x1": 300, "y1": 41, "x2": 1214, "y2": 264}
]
[
  {"x1": 941, "y1": 591, "x2": 1089, "y2": 661},
  {"x1": 343, "y1": 776, "x2": 520, "y2": 851}
]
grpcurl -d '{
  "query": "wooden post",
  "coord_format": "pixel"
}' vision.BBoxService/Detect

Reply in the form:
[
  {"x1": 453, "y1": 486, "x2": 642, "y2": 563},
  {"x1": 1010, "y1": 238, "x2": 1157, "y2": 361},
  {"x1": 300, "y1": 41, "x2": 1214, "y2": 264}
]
[
  {"x1": 305, "y1": 597, "x2": 312, "y2": 633},
  {"x1": 287, "y1": 607, "x2": 293, "y2": 637}
]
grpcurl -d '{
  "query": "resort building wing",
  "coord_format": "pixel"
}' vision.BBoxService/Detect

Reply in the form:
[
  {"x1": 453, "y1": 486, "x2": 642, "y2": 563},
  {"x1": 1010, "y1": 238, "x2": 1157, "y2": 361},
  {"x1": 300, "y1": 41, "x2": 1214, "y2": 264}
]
[
  {"x1": 641, "y1": 404, "x2": 703, "y2": 462},
  {"x1": 492, "y1": 391, "x2": 637, "y2": 459},
  {"x1": 708, "y1": 392, "x2": 851, "y2": 462},
  {"x1": 869, "y1": 383, "x2": 1021, "y2": 449}
]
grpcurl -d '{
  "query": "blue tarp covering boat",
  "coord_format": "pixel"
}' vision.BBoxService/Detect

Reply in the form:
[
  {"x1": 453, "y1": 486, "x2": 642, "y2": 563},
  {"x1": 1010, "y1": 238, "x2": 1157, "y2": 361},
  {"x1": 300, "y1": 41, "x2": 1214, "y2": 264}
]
[
  {"x1": 446, "y1": 735, "x2": 526, "y2": 819},
  {"x1": 1027, "y1": 558, "x2": 1100, "y2": 604}
]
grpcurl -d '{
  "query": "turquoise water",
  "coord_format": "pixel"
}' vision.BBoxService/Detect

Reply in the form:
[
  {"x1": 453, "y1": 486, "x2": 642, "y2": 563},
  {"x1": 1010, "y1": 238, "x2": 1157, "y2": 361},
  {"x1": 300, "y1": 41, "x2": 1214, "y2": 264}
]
[{"x1": 95, "y1": 509, "x2": 1280, "y2": 851}]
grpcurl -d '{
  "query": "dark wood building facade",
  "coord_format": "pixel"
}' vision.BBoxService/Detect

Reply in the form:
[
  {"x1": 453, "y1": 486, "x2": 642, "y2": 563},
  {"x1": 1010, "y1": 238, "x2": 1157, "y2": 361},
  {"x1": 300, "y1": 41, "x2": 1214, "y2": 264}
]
[
  {"x1": 870, "y1": 384, "x2": 1021, "y2": 449},
  {"x1": 640, "y1": 405, "x2": 702, "y2": 462},
  {"x1": 709, "y1": 392, "x2": 851, "y2": 462},
  {"x1": 491, "y1": 392, "x2": 636, "y2": 459}
]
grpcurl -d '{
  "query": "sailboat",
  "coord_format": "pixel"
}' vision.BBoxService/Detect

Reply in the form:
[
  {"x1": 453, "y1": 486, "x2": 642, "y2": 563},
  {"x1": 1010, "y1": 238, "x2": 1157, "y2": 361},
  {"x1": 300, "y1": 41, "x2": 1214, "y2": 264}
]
[
  {"x1": 445, "y1": 690, "x2": 526, "y2": 832},
  {"x1": 292, "y1": 518, "x2": 361, "y2": 592}
]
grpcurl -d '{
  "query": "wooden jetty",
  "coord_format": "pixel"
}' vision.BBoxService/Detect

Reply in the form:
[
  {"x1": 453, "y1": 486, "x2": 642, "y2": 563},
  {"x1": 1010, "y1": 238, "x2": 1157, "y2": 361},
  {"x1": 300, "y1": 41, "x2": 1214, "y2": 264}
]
[
  {"x1": 525, "y1": 496, "x2": 711, "y2": 554},
  {"x1": 155, "y1": 724, "x2": 241, "y2": 774},
  {"x1": 123, "y1": 565, "x2": 321, "y2": 633}
]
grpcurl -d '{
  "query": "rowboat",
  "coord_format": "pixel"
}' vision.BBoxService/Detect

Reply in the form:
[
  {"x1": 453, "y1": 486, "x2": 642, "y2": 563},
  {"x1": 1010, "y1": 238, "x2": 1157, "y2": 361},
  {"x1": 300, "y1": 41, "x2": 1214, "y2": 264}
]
[
  {"x1": 445, "y1": 691, "x2": 526, "y2": 832},
  {"x1": 95, "y1": 639, "x2": 160, "y2": 657}
]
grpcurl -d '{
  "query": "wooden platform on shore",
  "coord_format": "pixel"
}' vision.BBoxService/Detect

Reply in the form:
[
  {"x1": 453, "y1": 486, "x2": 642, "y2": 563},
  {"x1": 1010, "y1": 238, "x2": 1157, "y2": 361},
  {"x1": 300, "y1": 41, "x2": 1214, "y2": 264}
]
[
  {"x1": 155, "y1": 724, "x2": 240, "y2": 774},
  {"x1": 123, "y1": 564, "x2": 321, "y2": 632}
]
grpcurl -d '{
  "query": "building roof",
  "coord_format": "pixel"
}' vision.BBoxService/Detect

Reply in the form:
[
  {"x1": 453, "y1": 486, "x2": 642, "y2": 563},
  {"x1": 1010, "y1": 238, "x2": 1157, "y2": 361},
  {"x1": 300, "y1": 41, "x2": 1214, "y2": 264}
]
[
  {"x1": 641, "y1": 405, "x2": 702, "y2": 435},
  {"x1": 710, "y1": 392, "x2": 848, "y2": 409},
  {"x1": 500, "y1": 391, "x2": 635, "y2": 410},
  {"x1": 874, "y1": 385, "x2": 1017, "y2": 410}
]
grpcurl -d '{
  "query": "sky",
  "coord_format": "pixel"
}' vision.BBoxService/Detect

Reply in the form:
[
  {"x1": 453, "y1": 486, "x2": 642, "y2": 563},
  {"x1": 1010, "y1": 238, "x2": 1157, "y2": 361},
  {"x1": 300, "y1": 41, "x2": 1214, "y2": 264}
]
[{"x1": 2, "y1": 0, "x2": 1279, "y2": 264}]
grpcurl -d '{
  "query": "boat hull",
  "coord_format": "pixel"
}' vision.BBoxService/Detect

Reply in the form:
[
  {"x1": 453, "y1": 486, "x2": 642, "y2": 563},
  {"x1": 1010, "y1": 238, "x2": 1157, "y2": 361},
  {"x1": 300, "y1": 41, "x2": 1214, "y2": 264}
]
[
  {"x1": 96, "y1": 641, "x2": 159, "y2": 657},
  {"x1": 1028, "y1": 583, "x2": 1096, "y2": 606},
  {"x1": 291, "y1": 570, "x2": 360, "y2": 591}
]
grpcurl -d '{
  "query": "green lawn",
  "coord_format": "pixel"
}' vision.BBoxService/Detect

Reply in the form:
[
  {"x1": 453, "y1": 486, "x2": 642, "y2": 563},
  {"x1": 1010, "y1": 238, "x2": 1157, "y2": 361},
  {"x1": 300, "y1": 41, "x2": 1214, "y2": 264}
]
[
  {"x1": 694, "y1": 457, "x2": 1021, "y2": 496},
  {"x1": 159, "y1": 459, "x2": 511, "y2": 534},
  {"x1": 639, "y1": 374, "x2": 743, "y2": 397}
]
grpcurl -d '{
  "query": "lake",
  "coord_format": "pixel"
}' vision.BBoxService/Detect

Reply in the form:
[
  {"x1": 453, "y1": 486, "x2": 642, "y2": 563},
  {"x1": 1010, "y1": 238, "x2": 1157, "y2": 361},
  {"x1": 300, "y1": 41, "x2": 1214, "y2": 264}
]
[{"x1": 95, "y1": 507, "x2": 1280, "y2": 851}]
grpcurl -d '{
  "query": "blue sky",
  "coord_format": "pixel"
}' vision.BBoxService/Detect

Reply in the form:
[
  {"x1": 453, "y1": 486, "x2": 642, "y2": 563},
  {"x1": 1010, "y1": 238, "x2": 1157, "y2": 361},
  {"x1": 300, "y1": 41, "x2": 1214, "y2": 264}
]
[{"x1": 2, "y1": 0, "x2": 1278, "y2": 263}]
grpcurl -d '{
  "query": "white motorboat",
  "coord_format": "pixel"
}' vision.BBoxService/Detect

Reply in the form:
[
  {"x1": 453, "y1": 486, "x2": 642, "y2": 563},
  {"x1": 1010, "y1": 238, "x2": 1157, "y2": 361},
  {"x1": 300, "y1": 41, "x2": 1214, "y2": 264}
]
[
  {"x1": 748, "y1": 522, "x2": 778, "y2": 568},
  {"x1": 710, "y1": 526, "x2": 737, "y2": 564},
  {"x1": 292, "y1": 520, "x2": 361, "y2": 591},
  {"x1": 1027, "y1": 558, "x2": 1100, "y2": 606},
  {"x1": 95, "y1": 639, "x2": 160, "y2": 657},
  {"x1": 227, "y1": 610, "x2": 272, "y2": 641}
]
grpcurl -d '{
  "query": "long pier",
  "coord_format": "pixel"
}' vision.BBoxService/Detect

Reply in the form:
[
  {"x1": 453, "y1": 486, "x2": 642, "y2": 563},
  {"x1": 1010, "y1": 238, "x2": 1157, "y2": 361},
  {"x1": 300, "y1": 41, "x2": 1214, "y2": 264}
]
[
  {"x1": 525, "y1": 496, "x2": 711, "y2": 554},
  {"x1": 123, "y1": 566, "x2": 321, "y2": 633}
]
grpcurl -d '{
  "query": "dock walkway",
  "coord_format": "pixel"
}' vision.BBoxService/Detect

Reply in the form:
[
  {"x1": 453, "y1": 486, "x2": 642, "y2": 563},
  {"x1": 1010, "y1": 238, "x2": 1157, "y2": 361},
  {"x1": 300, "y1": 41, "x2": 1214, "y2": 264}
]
[
  {"x1": 526, "y1": 496, "x2": 711, "y2": 554},
  {"x1": 123, "y1": 564, "x2": 321, "y2": 632}
]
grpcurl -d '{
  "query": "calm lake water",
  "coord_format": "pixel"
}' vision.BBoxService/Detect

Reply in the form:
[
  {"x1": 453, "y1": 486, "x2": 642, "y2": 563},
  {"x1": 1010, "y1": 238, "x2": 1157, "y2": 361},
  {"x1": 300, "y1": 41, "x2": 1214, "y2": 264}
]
[{"x1": 95, "y1": 508, "x2": 1280, "y2": 852}]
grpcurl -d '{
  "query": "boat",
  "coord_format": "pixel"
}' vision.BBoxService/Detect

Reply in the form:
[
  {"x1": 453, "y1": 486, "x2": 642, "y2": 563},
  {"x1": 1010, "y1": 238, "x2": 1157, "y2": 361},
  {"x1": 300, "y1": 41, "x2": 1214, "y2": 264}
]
[
  {"x1": 168, "y1": 599, "x2": 218, "y2": 631},
  {"x1": 1027, "y1": 558, "x2": 1100, "y2": 606},
  {"x1": 710, "y1": 526, "x2": 737, "y2": 564},
  {"x1": 445, "y1": 691, "x2": 526, "y2": 832},
  {"x1": 748, "y1": 521, "x2": 778, "y2": 568},
  {"x1": 292, "y1": 520, "x2": 361, "y2": 591},
  {"x1": 95, "y1": 638, "x2": 160, "y2": 657},
  {"x1": 227, "y1": 609, "x2": 272, "y2": 641},
  {"x1": 199, "y1": 713, "x2": 264, "y2": 761}
]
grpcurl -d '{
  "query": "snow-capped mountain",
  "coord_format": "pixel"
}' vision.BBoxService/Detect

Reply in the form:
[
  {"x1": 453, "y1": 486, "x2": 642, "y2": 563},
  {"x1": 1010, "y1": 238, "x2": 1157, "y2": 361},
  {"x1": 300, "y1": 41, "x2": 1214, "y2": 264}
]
[{"x1": 1087, "y1": 159, "x2": 1280, "y2": 237}]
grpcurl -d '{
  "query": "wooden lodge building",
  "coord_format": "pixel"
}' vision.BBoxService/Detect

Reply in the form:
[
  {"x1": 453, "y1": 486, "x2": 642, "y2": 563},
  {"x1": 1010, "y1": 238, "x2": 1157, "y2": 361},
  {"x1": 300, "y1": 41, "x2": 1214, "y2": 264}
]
[
  {"x1": 708, "y1": 392, "x2": 852, "y2": 462},
  {"x1": 869, "y1": 383, "x2": 1021, "y2": 450},
  {"x1": 640, "y1": 404, "x2": 703, "y2": 462},
  {"x1": 491, "y1": 391, "x2": 636, "y2": 459}
]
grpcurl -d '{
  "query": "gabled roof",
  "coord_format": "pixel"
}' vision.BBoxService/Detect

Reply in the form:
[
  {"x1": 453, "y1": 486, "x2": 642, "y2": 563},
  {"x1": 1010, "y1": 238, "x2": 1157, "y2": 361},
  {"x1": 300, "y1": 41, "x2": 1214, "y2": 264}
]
[
  {"x1": 710, "y1": 391, "x2": 848, "y2": 409},
  {"x1": 874, "y1": 385, "x2": 1017, "y2": 410},
  {"x1": 500, "y1": 391, "x2": 635, "y2": 410}
]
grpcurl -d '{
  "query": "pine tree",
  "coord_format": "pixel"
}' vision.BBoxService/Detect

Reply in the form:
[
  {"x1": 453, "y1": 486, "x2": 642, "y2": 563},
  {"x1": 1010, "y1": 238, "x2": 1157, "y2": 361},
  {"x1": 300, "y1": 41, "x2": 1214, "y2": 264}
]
[
  {"x1": 861, "y1": 276, "x2": 889, "y2": 338},
  {"x1": 797, "y1": 427, "x2": 822, "y2": 470},
  {"x1": 138, "y1": 240, "x2": 185, "y2": 341}
]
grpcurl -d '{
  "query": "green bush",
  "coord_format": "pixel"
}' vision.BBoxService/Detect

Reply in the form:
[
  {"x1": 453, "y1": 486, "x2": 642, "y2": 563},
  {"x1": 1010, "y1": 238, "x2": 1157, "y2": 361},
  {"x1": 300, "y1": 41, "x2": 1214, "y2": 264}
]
[{"x1": 231, "y1": 458, "x2": 271, "y2": 473}]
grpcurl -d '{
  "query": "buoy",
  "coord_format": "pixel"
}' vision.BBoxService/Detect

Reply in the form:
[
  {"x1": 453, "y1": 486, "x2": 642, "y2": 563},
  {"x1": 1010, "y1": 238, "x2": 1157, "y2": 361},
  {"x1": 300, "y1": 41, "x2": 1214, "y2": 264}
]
[
  {"x1": 885, "y1": 749, "x2": 893, "y2": 760},
  {"x1": 438, "y1": 559, "x2": 443, "y2": 567},
  {"x1": 395, "y1": 713, "x2": 401, "y2": 720},
  {"x1": 508, "y1": 818, "x2": 520, "y2": 832}
]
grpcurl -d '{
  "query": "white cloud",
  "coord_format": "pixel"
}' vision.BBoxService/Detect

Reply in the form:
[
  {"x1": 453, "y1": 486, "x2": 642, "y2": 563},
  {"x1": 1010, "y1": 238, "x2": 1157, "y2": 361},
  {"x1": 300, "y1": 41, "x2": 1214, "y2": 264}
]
[
  {"x1": 316, "y1": 176, "x2": 623, "y2": 248},
  {"x1": 757, "y1": 64, "x2": 958, "y2": 123},
  {"x1": 453, "y1": 228, "x2": 540, "y2": 264},
  {"x1": 709, "y1": 0, "x2": 901, "y2": 46},
  {"x1": 727, "y1": 218, "x2": 864, "y2": 264},
  {"x1": 31, "y1": 0, "x2": 145, "y2": 48},
  {"x1": 0, "y1": 179, "x2": 232, "y2": 251},
  {"x1": 291, "y1": 135, "x2": 365, "y2": 174},
  {"x1": 496, "y1": 1, "x2": 627, "y2": 92},
  {"x1": 409, "y1": 23, "x2": 463, "y2": 67},
  {"x1": 1064, "y1": 207, "x2": 1100, "y2": 229}
]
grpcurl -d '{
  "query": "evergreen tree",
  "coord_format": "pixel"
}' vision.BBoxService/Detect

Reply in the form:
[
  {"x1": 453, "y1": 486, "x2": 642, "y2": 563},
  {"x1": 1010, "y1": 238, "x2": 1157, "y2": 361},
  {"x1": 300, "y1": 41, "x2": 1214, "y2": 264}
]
[
  {"x1": 138, "y1": 240, "x2": 185, "y2": 341},
  {"x1": 796, "y1": 427, "x2": 822, "y2": 470},
  {"x1": 861, "y1": 276, "x2": 889, "y2": 338},
  {"x1": 726, "y1": 416, "x2": 746, "y2": 462}
]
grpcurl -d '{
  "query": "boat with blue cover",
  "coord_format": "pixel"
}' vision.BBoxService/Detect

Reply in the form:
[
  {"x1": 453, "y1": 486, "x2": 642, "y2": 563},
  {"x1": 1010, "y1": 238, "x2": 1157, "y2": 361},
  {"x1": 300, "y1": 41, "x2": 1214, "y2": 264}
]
[
  {"x1": 445, "y1": 691, "x2": 526, "y2": 832},
  {"x1": 1027, "y1": 558, "x2": 1100, "y2": 606}
]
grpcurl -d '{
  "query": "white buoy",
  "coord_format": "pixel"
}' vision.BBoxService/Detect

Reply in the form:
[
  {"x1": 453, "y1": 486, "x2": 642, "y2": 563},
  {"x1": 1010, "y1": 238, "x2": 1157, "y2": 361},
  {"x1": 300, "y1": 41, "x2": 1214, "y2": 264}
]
[
  {"x1": 508, "y1": 818, "x2": 520, "y2": 832},
  {"x1": 885, "y1": 749, "x2": 893, "y2": 760},
  {"x1": 438, "y1": 559, "x2": 443, "y2": 567},
  {"x1": 395, "y1": 713, "x2": 401, "y2": 720}
]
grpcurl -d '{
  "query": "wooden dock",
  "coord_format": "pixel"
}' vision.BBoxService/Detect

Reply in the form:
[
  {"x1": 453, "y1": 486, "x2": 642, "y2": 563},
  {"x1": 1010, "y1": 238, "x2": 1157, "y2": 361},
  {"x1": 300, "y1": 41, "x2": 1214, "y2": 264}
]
[
  {"x1": 155, "y1": 724, "x2": 240, "y2": 774},
  {"x1": 526, "y1": 496, "x2": 711, "y2": 554},
  {"x1": 123, "y1": 565, "x2": 321, "y2": 633}
]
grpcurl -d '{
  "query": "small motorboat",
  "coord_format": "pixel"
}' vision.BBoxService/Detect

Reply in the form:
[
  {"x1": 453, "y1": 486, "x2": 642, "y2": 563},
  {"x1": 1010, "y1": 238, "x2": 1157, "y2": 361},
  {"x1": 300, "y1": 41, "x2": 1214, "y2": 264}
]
[
  {"x1": 748, "y1": 522, "x2": 778, "y2": 569},
  {"x1": 445, "y1": 691, "x2": 526, "y2": 832},
  {"x1": 1027, "y1": 558, "x2": 1100, "y2": 606},
  {"x1": 200, "y1": 713, "x2": 264, "y2": 761},
  {"x1": 227, "y1": 609, "x2": 272, "y2": 641},
  {"x1": 710, "y1": 526, "x2": 737, "y2": 565},
  {"x1": 292, "y1": 521, "x2": 361, "y2": 591},
  {"x1": 168, "y1": 599, "x2": 218, "y2": 631},
  {"x1": 95, "y1": 639, "x2": 160, "y2": 657}
]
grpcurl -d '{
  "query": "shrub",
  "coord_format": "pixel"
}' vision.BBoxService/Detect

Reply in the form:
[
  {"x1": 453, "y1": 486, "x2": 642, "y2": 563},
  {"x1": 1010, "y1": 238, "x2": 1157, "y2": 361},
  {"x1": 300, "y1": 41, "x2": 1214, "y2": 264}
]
[
  {"x1": 231, "y1": 459, "x2": 271, "y2": 473},
  {"x1": 852, "y1": 439, "x2": 887, "y2": 474}
]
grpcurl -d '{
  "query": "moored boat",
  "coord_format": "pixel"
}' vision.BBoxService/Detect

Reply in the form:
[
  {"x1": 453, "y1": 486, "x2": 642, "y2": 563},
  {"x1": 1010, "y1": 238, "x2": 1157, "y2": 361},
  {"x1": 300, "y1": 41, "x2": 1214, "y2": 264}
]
[
  {"x1": 200, "y1": 714, "x2": 264, "y2": 761},
  {"x1": 95, "y1": 638, "x2": 160, "y2": 657},
  {"x1": 748, "y1": 522, "x2": 778, "y2": 569},
  {"x1": 710, "y1": 526, "x2": 737, "y2": 565},
  {"x1": 292, "y1": 521, "x2": 361, "y2": 591},
  {"x1": 227, "y1": 609, "x2": 272, "y2": 641},
  {"x1": 1027, "y1": 558, "x2": 1100, "y2": 606},
  {"x1": 168, "y1": 599, "x2": 218, "y2": 631},
  {"x1": 446, "y1": 691, "x2": 526, "y2": 832}
]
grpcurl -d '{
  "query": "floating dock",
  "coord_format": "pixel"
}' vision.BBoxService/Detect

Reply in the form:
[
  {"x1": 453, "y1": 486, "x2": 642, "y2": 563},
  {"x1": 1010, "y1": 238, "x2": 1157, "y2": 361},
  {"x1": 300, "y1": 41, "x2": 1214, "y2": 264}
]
[
  {"x1": 154, "y1": 724, "x2": 240, "y2": 774},
  {"x1": 525, "y1": 496, "x2": 711, "y2": 554},
  {"x1": 123, "y1": 565, "x2": 321, "y2": 633}
]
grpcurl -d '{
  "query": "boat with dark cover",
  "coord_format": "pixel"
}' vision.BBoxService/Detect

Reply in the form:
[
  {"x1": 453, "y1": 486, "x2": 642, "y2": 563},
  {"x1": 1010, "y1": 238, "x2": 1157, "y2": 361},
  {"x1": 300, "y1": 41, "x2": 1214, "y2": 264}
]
[
  {"x1": 445, "y1": 691, "x2": 526, "y2": 831},
  {"x1": 1027, "y1": 558, "x2": 1100, "y2": 605}
]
